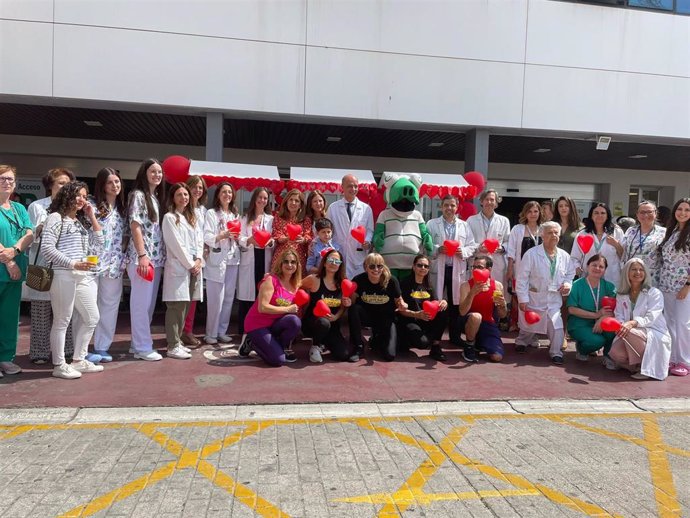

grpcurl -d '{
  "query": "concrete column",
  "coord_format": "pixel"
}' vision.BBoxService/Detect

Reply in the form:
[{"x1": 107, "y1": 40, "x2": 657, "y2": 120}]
[
  {"x1": 205, "y1": 112, "x2": 224, "y2": 162},
  {"x1": 464, "y1": 128, "x2": 489, "y2": 177}
]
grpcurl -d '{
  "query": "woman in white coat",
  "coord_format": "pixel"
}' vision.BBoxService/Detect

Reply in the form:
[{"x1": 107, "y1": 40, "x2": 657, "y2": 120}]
[
  {"x1": 237, "y1": 187, "x2": 274, "y2": 340},
  {"x1": 203, "y1": 181, "x2": 240, "y2": 346},
  {"x1": 609, "y1": 258, "x2": 671, "y2": 380},
  {"x1": 162, "y1": 183, "x2": 203, "y2": 360},
  {"x1": 515, "y1": 222, "x2": 575, "y2": 364}
]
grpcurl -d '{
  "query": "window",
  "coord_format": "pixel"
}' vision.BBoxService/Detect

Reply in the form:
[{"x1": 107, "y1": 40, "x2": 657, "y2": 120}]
[
  {"x1": 677, "y1": 0, "x2": 690, "y2": 12},
  {"x1": 628, "y1": 187, "x2": 660, "y2": 216},
  {"x1": 628, "y1": 0, "x2": 673, "y2": 10}
]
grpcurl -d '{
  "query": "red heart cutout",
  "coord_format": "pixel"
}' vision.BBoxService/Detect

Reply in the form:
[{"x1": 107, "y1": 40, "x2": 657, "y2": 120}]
[
  {"x1": 138, "y1": 264, "x2": 154, "y2": 282},
  {"x1": 422, "y1": 300, "x2": 440, "y2": 320},
  {"x1": 524, "y1": 311, "x2": 541, "y2": 325},
  {"x1": 253, "y1": 229, "x2": 271, "y2": 248},
  {"x1": 286, "y1": 223, "x2": 302, "y2": 241},
  {"x1": 577, "y1": 234, "x2": 594, "y2": 254},
  {"x1": 350, "y1": 225, "x2": 366, "y2": 244},
  {"x1": 443, "y1": 240, "x2": 459, "y2": 257},
  {"x1": 472, "y1": 268, "x2": 490, "y2": 283},
  {"x1": 313, "y1": 299, "x2": 332, "y2": 318},
  {"x1": 601, "y1": 296, "x2": 616, "y2": 310},
  {"x1": 226, "y1": 220, "x2": 241, "y2": 234},
  {"x1": 483, "y1": 238, "x2": 500, "y2": 254},
  {"x1": 293, "y1": 289, "x2": 310, "y2": 307},
  {"x1": 341, "y1": 279, "x2": 357, "y2": 298},
  {"x1": 600, "y1": 317, "x2": 622, "y2": 332}
]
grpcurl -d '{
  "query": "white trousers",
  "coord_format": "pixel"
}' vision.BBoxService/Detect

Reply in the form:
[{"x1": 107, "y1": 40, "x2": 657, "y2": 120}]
[
  {"x1": 127, "y1": 263, "x2": 162, "y2": 352},
  {"x1": 205, "y1": 265, "x2": 239, "y2": 338},
  {"x1": 663, "y1": 292, "x2": 690, "y2": 366},
  {"x1": 50, "y1": 270, "x2": 100, "y2": 365},
  {"x1": 516, "y1": 316, "x2": 565, "y2": 359},
  {"x1": 93, "y1": 276, "x2": 123, "y2": 352}
]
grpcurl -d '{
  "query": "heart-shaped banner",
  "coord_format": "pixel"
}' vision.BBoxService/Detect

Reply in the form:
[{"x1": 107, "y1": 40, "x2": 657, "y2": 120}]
[
  {"x1": 286, "y1": 224, "x2": 302, "y2": 241},
  {"x1": 443, "y1": 240, "x2": 459, "y2": 257},
  {"x1": 600, "y1": 317, "x2": 622, "y2": 332},
  {"x1": 341, "y1": 279, "x2": 357, "y2": 298},
  {"x1": 483, "y1": 238, "x2": 500, "y2": 254},
  {"x1": 226, "y1": 219, "x2": 241, "y2": 234},
  {"x1": 253, "y1": 229, "x2": 271, "y2": 248},
  {"x1": 422, "y1": 300, "x2": 440, "y2": 320},
  {"x1": 313, "y1": 299, "x2": 332, "y2": 318},
  {"x1": 472, "y1": 268, "x2": 490, "y2": 283},
  {"x1": 350, "y1": 226, "x2": 366, "y2": 244},
  {"x1": 138, "y1": 264, "x2": 154, "y2": 282},
  {"x1": 601, "y1": 296, "x2": 616, "y2": 310},
  {"x1": 293, "y1": 289, "x2": 310, "y2": 307},
  {"x1": 577, "y1": 234, "x2": 594, "y2": 254},
  {"x1": 524, "y1": 311, "x2": 541, "y2": 325}
]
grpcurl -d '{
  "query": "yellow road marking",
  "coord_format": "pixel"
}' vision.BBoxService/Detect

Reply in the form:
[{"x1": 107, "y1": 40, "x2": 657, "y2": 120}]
[
  {"x1": 642, "y1": 416, "x2": 682, "y2": 517},
  {"x1": 335, "y1": 488, "x2": 541, "y2": 504},
  {"x1": 0, "y1": 425, "x2": 33, "y2": 441}
]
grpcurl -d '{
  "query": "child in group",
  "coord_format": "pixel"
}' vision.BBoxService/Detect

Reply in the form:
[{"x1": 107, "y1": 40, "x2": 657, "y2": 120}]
[{"x1": 307, "y1": 218, "x2": 340, "y2": 274}]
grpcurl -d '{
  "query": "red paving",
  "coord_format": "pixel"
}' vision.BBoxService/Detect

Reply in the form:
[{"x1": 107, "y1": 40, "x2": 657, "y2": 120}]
[{"x1": 3, "y1": 314, "x2": 689, "y2": 408}]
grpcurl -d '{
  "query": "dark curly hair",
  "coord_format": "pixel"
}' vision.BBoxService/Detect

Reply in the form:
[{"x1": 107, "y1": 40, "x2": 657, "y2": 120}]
[{"x1": 48, "y1": 181, "x2": 92, "y2": 228}]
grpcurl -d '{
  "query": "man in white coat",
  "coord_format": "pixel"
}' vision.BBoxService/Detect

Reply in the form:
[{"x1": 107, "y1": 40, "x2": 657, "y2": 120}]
[
  {"x1": 328, "y1": 174, "x2": 375, "y2": 279},
  {"x1": 515, "y1": 221, "x2": 575, "y2": 364},
  {"x1": 427, "y1": 195, "x2": 477, "y2": 346},
  {"x1": 467, "y1": 189, "x2": 511, "y2": 300}
]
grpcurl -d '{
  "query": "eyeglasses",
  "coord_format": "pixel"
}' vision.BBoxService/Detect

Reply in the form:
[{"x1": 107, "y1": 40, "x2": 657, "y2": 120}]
[
  {"x1": 414, "y1": 263, "x2": 430, "y2": 269},
  {"x1": 326, "y1": 258, "x2": 342, "y2": 265},
  {"x1": 0, "y1": 177, "x2": 15, "y2": 184},
  {"x1": 282, "y1": 260, "x2": 298, "y2": 266},
  {"x1": 367, "y1": 264, "x2": 384, "y2": 270}
]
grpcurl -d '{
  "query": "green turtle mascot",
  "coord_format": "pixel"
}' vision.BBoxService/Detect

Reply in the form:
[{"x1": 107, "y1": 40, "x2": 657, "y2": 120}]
[{"x1": 372, "y1": 172, "x2": 433, "y2": 279}]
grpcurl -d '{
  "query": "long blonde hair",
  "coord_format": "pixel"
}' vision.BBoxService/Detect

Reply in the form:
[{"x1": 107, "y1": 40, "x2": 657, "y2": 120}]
[{"x1": 363, "y1": 253, "x2": 391, "y2": 289}]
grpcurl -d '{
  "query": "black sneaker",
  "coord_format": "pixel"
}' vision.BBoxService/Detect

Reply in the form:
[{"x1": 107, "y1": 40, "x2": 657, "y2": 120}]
[
  {"x1": 238, "y1": 337, "x2": 252, "y2": 358},
  {"x1": 429, "y1": 346, "x2": 446, "y2": 362},
  {"x1": 515, "y1": 344, "x2": 527, "y2": 353},
  {"x1": 348, "y1": 347, "x2": 363, "y2": 363},
  {"x1": 462, "y1": 346, "x2": 478, "y2": 363},
  {"x1": 551, "y1": 355, "x2": 564, "y2": 365},
  {"x1": 284, "y1": 351, "x2": 297, "y2": 363}
]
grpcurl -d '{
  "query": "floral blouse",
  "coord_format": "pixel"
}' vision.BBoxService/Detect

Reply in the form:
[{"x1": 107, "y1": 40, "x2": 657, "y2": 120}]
[
  {"x1": 91, "y1": 200, "x2": 128, "y2": 279},
  {"x1": 657, "y1": 230, "x2": 690, "y2": 294},
  {"x1": 127, "y1": 190, "x2": 166, "y2": 267},
  {"x1": 271, "y1": 215, "x2": 313, "y2": 276},
  {"x1": 621, "y1": 224, "x2": 665, "y2": 284}
]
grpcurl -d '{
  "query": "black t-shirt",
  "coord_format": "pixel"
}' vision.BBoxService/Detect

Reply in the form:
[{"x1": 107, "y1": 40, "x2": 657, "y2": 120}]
[
  {"x1": 353, "y1": 273, "x2": 401, "y2": 315},
  {"x1": 399, "y1": 276, "x2": 436, "y2": 313}
]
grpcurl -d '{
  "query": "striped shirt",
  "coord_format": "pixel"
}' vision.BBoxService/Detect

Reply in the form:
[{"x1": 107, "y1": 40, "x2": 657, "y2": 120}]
[{"x1": 41, "y1": 212, "x2": 104, "y2": 270}]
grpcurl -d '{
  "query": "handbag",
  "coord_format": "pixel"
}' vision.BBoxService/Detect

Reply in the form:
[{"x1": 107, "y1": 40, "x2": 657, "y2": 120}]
[{"x1": 26, "y1": 217, "x2": 62, "y2": 292}]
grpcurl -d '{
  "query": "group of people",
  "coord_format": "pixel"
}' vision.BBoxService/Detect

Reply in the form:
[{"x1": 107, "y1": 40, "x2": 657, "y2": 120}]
[{"x1": 0, "y1": 161, "x2": 688, "y2": 383}]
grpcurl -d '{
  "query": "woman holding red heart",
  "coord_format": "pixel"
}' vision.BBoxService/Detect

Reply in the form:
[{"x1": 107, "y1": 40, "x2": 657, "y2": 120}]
[
  {"x1": 300, "y1": 249, "x2": 351, "y2": 363},
  {"x1": 271, "y1": 189, "x2": 313, "y2": 276},
  {"x1": 566, "y1": 254, "x2": 617, "y2": 367},
  {"x1": 396, "y1": 255, "x2": 448, "y2": 361},
  {"x1": 203, "y1": 182, "x2": 241, "y2": 346},
  {"x1": 236, "y1": 187, "x2": 274, "y2": 341},
  {"x1": 239, "y1": 249, "x2": 302, "y2": 366}
]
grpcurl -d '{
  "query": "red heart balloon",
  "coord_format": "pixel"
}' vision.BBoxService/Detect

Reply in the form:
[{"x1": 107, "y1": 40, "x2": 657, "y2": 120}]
[
  {"x1": 601, "y1": 317, "x2": 622, "y2": 332},
  {"x1": 472, "y1": 268, "x2": 490, "y2": 283},
  {"x1": 350, "y1": 225, "x2": 366, "y2": 244},
  {"x1": 577, "y1": 234, "x2": 595, "y2": 254},
  {"x1": 138, "y1": 264, "x2": 154, "y2": 282},
  {"x1": 341, "y1": 279, "x2": 357, "y2": 298},
  {"x1": 227, "y1": 220, "x2": 241, "y2": 234},
  {"x1": 524, "y1": 311, "x2": 541, "y2": 325},
  {"x1": 422, "y1": 300, "x2": 440, "y2": 320},
  {"x1": 443, "y1": 240, "x2": 459, "y2": 257},
  {"x1": 293, "y1": 289, "x2": 310, "y2": 307},
  {"x1": 253, "y1": 229, "x2": 271, "y2": 248},
  {"x1": 601, "y1": 296, "x2": 617, "y2": 310},
  {"x1": 286, "y1": 223, "x2": 302, "y2": 241},
  {"x1": 483, "y1": 238, "x2": 500, "y2": 254},
  {"x1": 313, "y1": 299, "x2": 332, "y2": 318}
]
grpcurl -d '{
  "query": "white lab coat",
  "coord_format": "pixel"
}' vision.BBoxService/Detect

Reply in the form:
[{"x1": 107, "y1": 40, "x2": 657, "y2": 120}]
[
  {"x1": 615, "y1": 288, "x2": 671, "y2": 381},
  {"x1": 466, "y1": 212, "x2": 510, "y2": 286},
  {"x1": 203, "y1": 208, "x2": 240, "y2": 283},
  {"x1": 426, "y1": 216, "x2": 477, "y2": 305},
  {"x1": 161, "y1": 212, "x2": 202, "y2": 302},
  {"x1": 516, "y1": 245, "x2": 575, "y2": 335},
  {"x1": 328, "y1": 197, "x2": 374, "y2": 279},
  {"x1": 570, "y1": 227, "x2": 625, "y2": 287},
  {"x1": 237, "y1": 213, "x2": 274, "y2": 301}
]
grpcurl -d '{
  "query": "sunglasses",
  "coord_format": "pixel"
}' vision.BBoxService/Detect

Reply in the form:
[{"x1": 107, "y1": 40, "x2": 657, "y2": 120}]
[
  {"x1": 282, "y1": 260, "x2": 298, "y2": 266},
  {"x1": 367, "y1": 264, "x2": 384, "y2": 270},
  {"x1": 326, "y1": 258, "x2": 342, "y2": 265},
  {"x1": 414, "y1": 263, "x2": 430, "y2": 269}
]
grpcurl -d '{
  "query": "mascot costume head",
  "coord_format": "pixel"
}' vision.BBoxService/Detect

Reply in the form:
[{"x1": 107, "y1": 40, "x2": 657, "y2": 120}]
[{"x1": 372, "y1": 172, "x2": 433, "y2": 278}]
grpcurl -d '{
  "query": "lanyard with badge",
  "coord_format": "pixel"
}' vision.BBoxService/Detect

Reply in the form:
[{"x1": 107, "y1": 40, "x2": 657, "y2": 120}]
[
  {"x1": 627, "y1": 227, "x2": 650, "y2": 258},
  {"x1": 586, "y1": 280, "x2": 601, "y2": 311},
  {"x1": 545, "y1": 250, "x2": 559, "y2": 292}
]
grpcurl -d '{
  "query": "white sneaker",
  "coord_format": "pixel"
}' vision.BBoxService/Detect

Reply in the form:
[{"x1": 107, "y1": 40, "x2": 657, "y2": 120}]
[
  {"x1": 217, "y1": 335, "x2": 234, "y2": 344},
  {"x1": 71, "y1": 360, "x2": 104, "y2": 373},
  {"x1": 309, "y1": 345, "x2": 323, "y2": 363},
  {"x1": 180, "y1": 344, "x2": 192, "y2": 353},
  {"x1": 603, "y1": 356, "x2": 619, "y2": 371},
  {"x1": 575, "y1": 353, "x2": 589, "y2": 362},
  {"x1": 134, "y1": 350, "x2": 163, "y2": 361},
  {"x1": 204, "y1": 336, "x2": 218, "y2": 345},
  {"x1": 0, "y1": 361, "x2": 22, "y2": 375},
  {"x1": 167, "y1": 346, "x2": 192, "y2": 360},
  {"x1": 52, "y1": 363, "x2": 82, "y2": 379}
]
